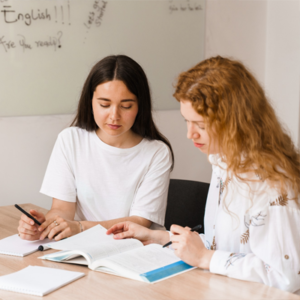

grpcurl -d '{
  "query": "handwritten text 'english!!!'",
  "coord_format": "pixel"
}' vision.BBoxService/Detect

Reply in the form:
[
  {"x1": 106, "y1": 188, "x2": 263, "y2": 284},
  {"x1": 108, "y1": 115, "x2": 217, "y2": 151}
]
[{"x1": 1, "y1": 3, "x2": 71, "y2": 26}]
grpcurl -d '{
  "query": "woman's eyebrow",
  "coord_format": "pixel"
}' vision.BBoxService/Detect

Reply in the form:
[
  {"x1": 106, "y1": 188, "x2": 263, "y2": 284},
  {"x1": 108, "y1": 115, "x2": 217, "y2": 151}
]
[
  {"x1": 180, "y1": 113, "x2": 204, "y2": 123},
  {"x1": 120, "y1": 99, "x2": 136, "y2": 103},
  {"x1": 96, "y1": 98, "x2": 136, "y2": 102},
  {"x1": 97, "y1": 98, "x2": 110, "y2": 101}
]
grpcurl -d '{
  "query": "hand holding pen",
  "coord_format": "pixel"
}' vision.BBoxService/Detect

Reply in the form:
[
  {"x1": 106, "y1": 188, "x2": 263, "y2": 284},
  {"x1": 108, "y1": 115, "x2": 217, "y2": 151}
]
[
  {"x1": 16, "y1": 204, "x2": 80, "y2": 242},
  {"x1": 16, "y1": 204, "x2": 46, "y2": 241},
  {"x1": 163, "y1": 224, "x2": 202, "y2": 248},
  {"x1": 164, "y1": 223, "x2": 214, "y2": 270}
]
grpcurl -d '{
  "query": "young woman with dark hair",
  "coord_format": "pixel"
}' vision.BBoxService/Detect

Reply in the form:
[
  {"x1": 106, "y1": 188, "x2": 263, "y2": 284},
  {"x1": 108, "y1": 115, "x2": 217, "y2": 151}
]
[
  {"x1": 17, "y1": 55, "x2": 174, "y2": 241},
  {"x1": 107, "y1": 56, "x2": 300, "y2": 293}
]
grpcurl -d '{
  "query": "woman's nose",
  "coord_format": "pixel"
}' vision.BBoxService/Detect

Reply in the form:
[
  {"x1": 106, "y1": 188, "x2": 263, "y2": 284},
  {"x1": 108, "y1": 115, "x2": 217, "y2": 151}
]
[
  {"x1": 187, "y1": 124, "x2": 200, "y2": 140},
  {"x1": 109, "y1": 107, "x2": 120, "y2": 121}
]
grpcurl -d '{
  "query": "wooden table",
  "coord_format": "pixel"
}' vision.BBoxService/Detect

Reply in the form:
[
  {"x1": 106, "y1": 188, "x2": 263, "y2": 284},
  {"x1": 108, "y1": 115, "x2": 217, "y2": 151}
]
[{"x1": 0, "y1": 204, "x2": 299, "y2": 300}]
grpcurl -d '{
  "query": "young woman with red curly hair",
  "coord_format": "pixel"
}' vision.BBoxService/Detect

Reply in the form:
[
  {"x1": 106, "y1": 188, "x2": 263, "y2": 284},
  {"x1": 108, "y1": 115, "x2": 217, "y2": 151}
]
[{"x1": 107, "y1": 56, "x2": 300, "y2": 293}]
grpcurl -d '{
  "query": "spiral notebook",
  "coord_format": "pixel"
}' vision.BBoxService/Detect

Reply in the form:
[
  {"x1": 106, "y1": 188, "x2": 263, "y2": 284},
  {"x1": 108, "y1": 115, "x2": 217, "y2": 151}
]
[
  {"x1": 0, "y1": 234, "x2": 53, "y2": 256},
  {"x1": 0, "y1": 266, "x2": 84, "y2": 296}
]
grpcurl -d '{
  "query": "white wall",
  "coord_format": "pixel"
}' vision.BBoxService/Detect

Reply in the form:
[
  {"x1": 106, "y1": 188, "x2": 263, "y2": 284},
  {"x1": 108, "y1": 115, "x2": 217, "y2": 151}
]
[
  {"x1": 264, "y1": 0, "x2": 300, "y2": 145},
  {"x1": 0, "y1": 115, "x2": 73, "y2": 209},
  {"x1": 1, "y1": 0, "x2": 299, "y2": 210},
  {"x1": 299, "y1": 93, "x2": 300, "y2": 148},
  {"x1": 205, "y1": 0, "x2": 268, "y2": 85},
  {"x1": 205, "y1": 0, "x2": 300, "y2": 146}
]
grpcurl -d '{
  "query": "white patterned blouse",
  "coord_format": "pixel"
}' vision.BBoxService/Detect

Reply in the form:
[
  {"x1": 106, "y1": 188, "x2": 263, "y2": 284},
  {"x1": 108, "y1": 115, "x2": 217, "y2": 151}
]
[{"x1": 205, "y1": 154, "x2": 300, "y2": 294}]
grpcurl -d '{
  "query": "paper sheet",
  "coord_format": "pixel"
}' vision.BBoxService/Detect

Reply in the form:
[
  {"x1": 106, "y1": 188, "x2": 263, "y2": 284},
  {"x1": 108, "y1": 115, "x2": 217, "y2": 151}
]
[
  {"x1": 100, "y1": 244, "x2": 181, "y2": 274},
  {"x1": 0, "y1": 266, "x2": 84, "y2": 296},
  {"x1": 0, "y1": 235, "x2": 53, "y2": 257}
]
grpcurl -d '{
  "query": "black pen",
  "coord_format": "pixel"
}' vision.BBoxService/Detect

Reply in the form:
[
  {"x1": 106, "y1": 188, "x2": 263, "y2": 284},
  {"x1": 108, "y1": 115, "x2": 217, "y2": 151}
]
[
  {"x1": 39, "y1": 237, "x2": 67, "y2": 251},
  {"x1": 15, "y1": 204, "x2": 41, "y2": 226},
  {"x1": 162, "y1": 224, "x2": 202, "y2": 248},
  {"x1": 38, "y1": 245, "x2": 50, "y2": 251}
]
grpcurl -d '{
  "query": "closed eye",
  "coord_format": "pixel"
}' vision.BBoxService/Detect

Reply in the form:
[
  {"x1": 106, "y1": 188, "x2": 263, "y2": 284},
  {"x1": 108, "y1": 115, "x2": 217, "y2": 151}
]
[{"x1": 196, "y1": 124, "x2": 205, "y2": 130}]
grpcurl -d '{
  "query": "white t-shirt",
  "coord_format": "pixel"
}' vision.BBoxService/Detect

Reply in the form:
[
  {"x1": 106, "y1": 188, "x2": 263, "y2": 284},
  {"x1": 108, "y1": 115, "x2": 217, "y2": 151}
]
[
  {"x1": 40, "y1": 127, "x2": 172, "y2": 229},
  {"x1": 205, "y1": 154, "x2": 300, "y2": 294}
]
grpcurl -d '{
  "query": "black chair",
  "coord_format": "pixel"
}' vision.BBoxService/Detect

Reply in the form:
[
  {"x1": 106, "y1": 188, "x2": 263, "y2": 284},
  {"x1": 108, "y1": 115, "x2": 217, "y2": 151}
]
[{"x1": 164, "y1": 179, "x2": 209, "y2": 234}]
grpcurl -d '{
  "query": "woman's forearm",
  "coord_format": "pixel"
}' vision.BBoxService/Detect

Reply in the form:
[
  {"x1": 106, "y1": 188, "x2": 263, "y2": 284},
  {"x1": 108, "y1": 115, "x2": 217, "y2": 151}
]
[
  {"x1": 45, "y1": 208, "x2": 75, "y2": 221},
  {"x1": 82, "y1": 217, "x2": 169, "y2": 245},
  {"x1": 81, "y1": 215, "x2": 152, "y2": 231},
  {"x1": 45, "y1": 199, "x2": 76, "y2": 222},
  {"x1": 151, "y1": 230, "x2": 170, "y2": 245}
]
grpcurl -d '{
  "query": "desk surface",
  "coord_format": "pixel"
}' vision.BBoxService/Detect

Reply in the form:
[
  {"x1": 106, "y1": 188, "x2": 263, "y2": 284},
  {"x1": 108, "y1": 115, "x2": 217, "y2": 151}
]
[{"x1": 0, "y1": 204, "x2": 299, "y2": 300}]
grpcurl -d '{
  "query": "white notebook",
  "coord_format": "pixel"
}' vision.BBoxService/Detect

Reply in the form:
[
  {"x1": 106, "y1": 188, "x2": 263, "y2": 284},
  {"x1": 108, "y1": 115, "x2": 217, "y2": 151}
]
[
  {"x1": 0, "y1": 234, "x2": 53, "y2": 256},
  {"x1": 0, "y1": 266, "x2": 84, "y2": 296}
]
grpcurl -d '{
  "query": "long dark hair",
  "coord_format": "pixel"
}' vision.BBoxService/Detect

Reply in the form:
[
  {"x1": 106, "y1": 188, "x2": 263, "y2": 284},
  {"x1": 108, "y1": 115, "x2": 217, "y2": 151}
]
[{"x1": 71, "y1": 55, "x2": 174, "y2": 169}]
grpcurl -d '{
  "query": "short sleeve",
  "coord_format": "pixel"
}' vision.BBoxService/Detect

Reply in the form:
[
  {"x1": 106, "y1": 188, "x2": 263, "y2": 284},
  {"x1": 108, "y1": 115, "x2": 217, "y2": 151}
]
[
  {"x1": 129, "y1": 144, "x2": 172, "y2": 227},
  {"x1": 40, "y1": 131, "x2": 76, "y2": 202}
]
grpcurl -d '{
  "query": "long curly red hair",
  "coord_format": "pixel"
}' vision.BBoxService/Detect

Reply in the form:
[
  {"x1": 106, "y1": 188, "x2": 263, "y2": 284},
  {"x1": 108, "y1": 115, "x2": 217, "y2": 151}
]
[{"x1": 174, "y1": 56, "x2": 300, "y2": 199}]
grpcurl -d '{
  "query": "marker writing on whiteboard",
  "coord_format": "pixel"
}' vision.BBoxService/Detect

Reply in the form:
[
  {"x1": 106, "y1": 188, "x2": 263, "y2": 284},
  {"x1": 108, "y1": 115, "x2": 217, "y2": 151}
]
[
  {"x1": 18, "y1": 34, "x2": 32, "y2": 51},
  {"x1": 0, "y1": 35, "x2": 15, "y2": 52},
  {"x1": 1, "y1": 5, "x2": 51, "y2": 26},
  {"x1": 57, "y1": 31, "x2": 62, "y2": 48}
]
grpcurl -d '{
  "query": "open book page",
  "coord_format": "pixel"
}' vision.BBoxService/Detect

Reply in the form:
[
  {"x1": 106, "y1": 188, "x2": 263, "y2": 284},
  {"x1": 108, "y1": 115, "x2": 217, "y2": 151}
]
[
  {"x1": 41, "y1": 239, "x2": 143, "y2": 267},
  {"x1": 45, "y1": 225, "x2": 112, "y2": 250},
  {"x1": 93, "y1": 244, "x2": 195, "y2": 282},
  {"x1": 61, "y1": 256, "x2": 89, "y2": 265},
  {"x1": 40, "y1": 225, "x2": 143, "y2": 267}
]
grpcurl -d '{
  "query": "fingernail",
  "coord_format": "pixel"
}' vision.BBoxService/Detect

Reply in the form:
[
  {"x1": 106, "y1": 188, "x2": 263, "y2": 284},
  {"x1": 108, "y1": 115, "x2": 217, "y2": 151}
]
[{"x1": 31, "y1": 221, "x2": 34, "y2": 225}]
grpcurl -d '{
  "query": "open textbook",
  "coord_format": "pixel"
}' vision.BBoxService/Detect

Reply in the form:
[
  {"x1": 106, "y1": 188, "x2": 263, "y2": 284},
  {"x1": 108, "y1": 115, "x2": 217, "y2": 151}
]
[{"x1": 39, "y1": 225, "x2": 195, "y2": 283}]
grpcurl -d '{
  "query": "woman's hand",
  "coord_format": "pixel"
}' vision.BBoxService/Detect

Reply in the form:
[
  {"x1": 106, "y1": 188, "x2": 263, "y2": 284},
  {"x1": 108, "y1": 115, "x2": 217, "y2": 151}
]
[
  {"x1": 106, "y1": 221, "x2": 153, "y2": 245},
  {"x1": 107, "y1": 221, "x2": 168, "y2": 245},
  {"x1": 38, "y1": 216, "x2": 81, "y2": 241},
  {"x1": 170, "y1": 225, "x2": 214, "y2": 270},
  {"x1": 18, "y1": 210, "x2": 46, "y2": 240}
]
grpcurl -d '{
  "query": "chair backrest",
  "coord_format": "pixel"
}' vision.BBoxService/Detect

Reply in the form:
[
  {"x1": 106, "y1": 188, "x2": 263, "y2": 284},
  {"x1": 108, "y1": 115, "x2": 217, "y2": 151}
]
[{"x1": 164, "y1": 179, "x2": 209, "y2": 234}]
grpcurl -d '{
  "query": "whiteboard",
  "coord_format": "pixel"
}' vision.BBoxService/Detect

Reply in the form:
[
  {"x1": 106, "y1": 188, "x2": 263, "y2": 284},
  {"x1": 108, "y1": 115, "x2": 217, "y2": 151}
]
[{"x1": 0, "y1": 0, "x2": 205, "y2": 116}]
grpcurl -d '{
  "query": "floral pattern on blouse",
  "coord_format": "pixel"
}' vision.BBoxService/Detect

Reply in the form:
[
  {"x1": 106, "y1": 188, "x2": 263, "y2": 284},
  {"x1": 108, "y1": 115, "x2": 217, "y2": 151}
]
[
  {"x1": 249, "y1": 212, "x2": 267, "y2": 227},
  {"x1": 240, "y1": 212, "x2": 267, "y2": 244},
  {"x1": 210, "y1": 236, "x2": 216, "y2": 250},
  {"x1": 270, "y1": 194, "x2": 289, "y2": 206},
  {"x1": 264, "y1": 263, "x2": 271, "y2": 273},
  {"x1": 225, "y1": 253, "x2": 247, "y2": 269}
]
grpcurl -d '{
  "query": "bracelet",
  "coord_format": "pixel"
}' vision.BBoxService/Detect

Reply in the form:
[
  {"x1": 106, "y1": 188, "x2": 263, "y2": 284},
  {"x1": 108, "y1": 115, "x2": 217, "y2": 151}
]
[{"x1": 77, "y1": 221, "x2": 83, "y2": 233}]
